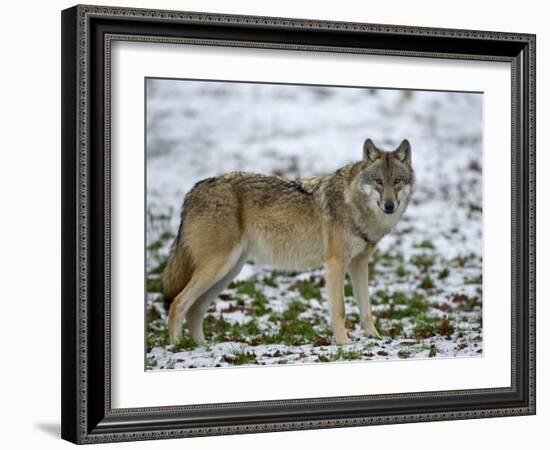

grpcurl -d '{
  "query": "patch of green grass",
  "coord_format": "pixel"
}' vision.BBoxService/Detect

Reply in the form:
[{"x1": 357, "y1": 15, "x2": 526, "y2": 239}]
[
  {"x1": 379, "y1": 307, "x2": 408, "y2": 321},
  {"x1": 467, "y1": 297, "x2": 482, "y2": 309},
  {"x1": 146, "y1": 328, "x2": 169, "y2": 351},
  {"x1": 262, "y1": 301, "x2": 321, "y2": 345},
  {"x1": 393, "y1": 292, "x2": 430, "y2": 310},
  {"x1": 415, "y1": 240, "x2": 435, "y2": 249},
  {"x1": 292, "y1": 280, "x2": 321, "y2": 300},
  {"x1": 250, "y1": 291, "x2": 271, "y2": 315},
  {"x1": 283, "y1": 300, "x2": 309, "y2": 319},
  {"x1": 329, "y1": 347, "x2": 364, "y2": 361},
  {"x1": 397, "y1": 349, "x2": 412, "y2": 359},
  {"x1": 410, "y1": 254, "x2": 436, "y2": 271},
  {"x1": 147, "y1": 239, "x2": 164, "y2": 252},
  {"x1": 221, "y1": 297, "x2": 326, "y2": 346},
  {"x1": 344, "y1": 282, "x2": 354, "y2": 297},
  {"x1": 413, "y1": 315, "x2": 441, "y2": 339},
  {"x1": 204, "y1": 315, "x2": 232, "y2": 341},
  {"x1": 236, "y1": 281, "x2": 257, "y2": 297},
  {"x1": 373, "y1": 289, "x2": 391, "y2": 304},
  {"x1": 375, "y1": 250, "x2": 404, "y2": 267},
  {"x1": 439, "y1": 268, "x2": 450, "y2": 279},
  {"x1": 262, "y1": 276, "x2": 279, "y2": 288},
  {"x1": 419, "y1": 275, "x2": 435, "y2": 290},
  {"x1": 232, "y1": 351, "x2": 257, "y2": 365},
  {"x1": 235, "y1": 281, "x2": 272, "y2": 315},
  {"x1": 347, "y1": 312, "x2": 360, "y2": 325},
  {"x1": 147, "y1": 278, "x2": 162, "y2": 293},
  {"x1": 368, "y1": 261, "x2": 375, "y2": 280},
  {"x1": 172, "y1": 334, "x2": 198, "y2": 352},
  {"x1": 377, "y1": 292, "x2": 433, "y2": 322},
  {"x1": 147, "y1": 209, "x2": 172, "y2": 221},
  {"x1": 159, "y1": 230, "x2": 174, "y2": 241},
  {"x1": 396, "y1": 265, "x2": 409, "y2": 277},
  {"x1": 363, "y1": 340, "x2": 379, "y2": 349},
  {"x1": 268, "y1": 310, "x2": 284, "y2": 322},
  {"x1": 204, "y1": 315, "x2": 267, "y2": 343},
  {"x1": 278, "y1": 317, "x2": 319, "y2": 345},
  {"x1": 464, "y1": 274, "x2": 483, "y2": 284},
  {"x1": 146, "y1": 309, "x2": 196, "y2": 352},
  {"x1": 229, "y1": 319, "x2": 262, "y2": 339}
]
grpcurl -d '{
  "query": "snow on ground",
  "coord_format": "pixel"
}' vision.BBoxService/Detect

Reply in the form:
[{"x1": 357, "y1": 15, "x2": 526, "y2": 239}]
[{"x1": 145, "y1": 79, "x2": 483, "y2": 370}]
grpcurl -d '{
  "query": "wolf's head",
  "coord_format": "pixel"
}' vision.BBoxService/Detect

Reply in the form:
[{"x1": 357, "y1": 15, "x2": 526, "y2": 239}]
[{"x1": 358, "y1": 138, "x2": 415, "y2": 215}]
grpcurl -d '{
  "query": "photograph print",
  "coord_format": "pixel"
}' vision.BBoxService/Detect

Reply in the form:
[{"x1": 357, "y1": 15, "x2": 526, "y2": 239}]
[{"x1": 145, "y1": 78, "x2": 483, "y2": 370}]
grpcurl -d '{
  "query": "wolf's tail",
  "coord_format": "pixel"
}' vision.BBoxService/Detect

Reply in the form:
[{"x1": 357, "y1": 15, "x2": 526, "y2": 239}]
[{"x1": 161, "y1": 238, "x2": 193, "y2": 313}]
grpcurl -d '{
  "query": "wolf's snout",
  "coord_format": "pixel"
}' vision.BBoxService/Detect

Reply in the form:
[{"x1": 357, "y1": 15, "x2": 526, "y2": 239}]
[{"x1": 383, "y1": 201, "x2": 396, "y2": 213}]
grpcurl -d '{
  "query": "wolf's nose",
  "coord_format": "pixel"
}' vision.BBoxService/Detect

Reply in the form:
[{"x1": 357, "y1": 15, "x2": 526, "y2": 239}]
[{"x1": 384, "y1": 201, "x2": 395, "y2": 212}]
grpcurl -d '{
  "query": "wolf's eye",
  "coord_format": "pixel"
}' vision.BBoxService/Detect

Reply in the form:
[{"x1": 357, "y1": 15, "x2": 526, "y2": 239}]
[
  {"x1": 394, "y1": 178, "x2": 402, "y2": 185},
  {"x1": 375, "y1": 178, "x2": 383, "y2": 185}
]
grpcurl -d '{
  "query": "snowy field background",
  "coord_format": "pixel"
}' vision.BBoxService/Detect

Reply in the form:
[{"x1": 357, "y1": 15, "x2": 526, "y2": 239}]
[{"x1": 145, "y1": 78, "x2": 483, "y2": 370}]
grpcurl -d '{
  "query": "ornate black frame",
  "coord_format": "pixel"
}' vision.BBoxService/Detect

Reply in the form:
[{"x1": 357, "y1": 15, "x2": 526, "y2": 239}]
[{"x1": 61, "y1": 4, "x2": 536, "y2": 444}]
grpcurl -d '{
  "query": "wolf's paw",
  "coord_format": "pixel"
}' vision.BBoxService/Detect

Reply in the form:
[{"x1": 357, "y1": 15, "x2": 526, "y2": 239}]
[
  {"x1": 362, "y1": 322, "x2": 381, "y2": 339},
  {"x1": 192, "y1": 335, "x2": 206, "y2": 346},
  {"x1": 335, "y1": 334, "x2": 352, "y2": 345}
]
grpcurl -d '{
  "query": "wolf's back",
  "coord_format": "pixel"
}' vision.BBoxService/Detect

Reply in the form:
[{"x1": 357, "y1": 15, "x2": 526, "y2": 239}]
[{"x1": 161, "y1": 171, "x2": 318, "y2": 310}]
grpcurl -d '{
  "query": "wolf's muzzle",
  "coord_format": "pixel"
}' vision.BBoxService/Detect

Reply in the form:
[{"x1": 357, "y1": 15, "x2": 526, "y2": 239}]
[{"x1": 383, "y1": 201, "x2": 396, "y2": 214}]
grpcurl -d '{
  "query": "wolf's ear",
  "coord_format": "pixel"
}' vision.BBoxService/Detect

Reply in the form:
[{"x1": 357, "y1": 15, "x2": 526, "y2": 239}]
[
  {"x1": 363, "y1": 138, "x2": 380, "y2": 162},
  {"x1": 394, "y1": 139, "x2": 411, "y2": 165}
]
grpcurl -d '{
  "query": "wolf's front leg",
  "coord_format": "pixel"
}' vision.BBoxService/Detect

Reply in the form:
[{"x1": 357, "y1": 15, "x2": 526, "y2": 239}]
[
  {"x1": 325, "y1": 258, "x2": 351, "y2": 345},
  {"x1": 348, "y1": 250, "x2": 380, "y2": 338}
]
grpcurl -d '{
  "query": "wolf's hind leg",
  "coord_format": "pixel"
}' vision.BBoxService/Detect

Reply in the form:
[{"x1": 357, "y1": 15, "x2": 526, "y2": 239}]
[
  {"x1": 168, "y1": 247, "x2": 242, "y2": 345},
  {"x1": 348, "y1": 250, "x2": 380, "y2": 338},
  {"x1": 186, "y1": 254, "x2": 246, "y2": 344}
]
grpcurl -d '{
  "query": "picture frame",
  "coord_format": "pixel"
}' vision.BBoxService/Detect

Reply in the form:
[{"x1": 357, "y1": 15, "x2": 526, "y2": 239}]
[{"x1": 61, "y1": 4, "x2": 536, "y2": 444}]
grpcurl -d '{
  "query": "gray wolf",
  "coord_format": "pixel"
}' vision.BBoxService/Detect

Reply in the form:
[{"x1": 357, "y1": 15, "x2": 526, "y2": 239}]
[{"x1": 163, "y1": 138, "x2": 415, "y2": 345}]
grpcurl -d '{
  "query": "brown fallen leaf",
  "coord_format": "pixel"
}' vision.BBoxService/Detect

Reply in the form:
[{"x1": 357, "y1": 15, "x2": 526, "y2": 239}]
[
  {"x1": 439, "y1": 316, "x2": 453, "y2": 337},
  {"x1": 451, "y1": 294, "x2": 469, "y2": 303},
  {"x1": 313, "y1": 336, "x2": 332, "y2": 347}
]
